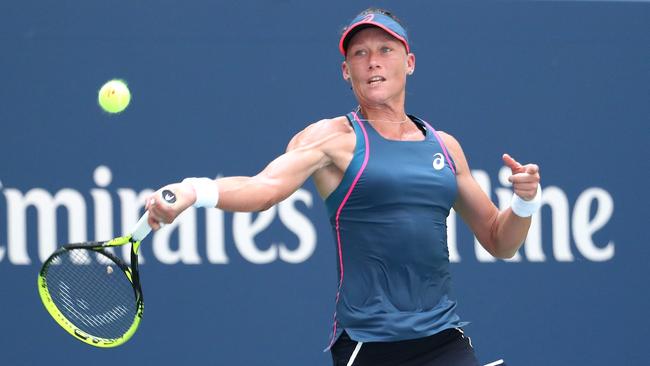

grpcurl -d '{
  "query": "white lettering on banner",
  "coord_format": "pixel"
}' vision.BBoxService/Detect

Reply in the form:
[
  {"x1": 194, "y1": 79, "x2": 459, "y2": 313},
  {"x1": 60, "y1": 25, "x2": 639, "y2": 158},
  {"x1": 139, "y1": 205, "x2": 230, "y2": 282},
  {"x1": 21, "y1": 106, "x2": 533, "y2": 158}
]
[
  {"x1": 233, "y1": 207, "x2": 279, "y2": 264},
  {"x1": 0, "y1": 180, "x2": 4, "y2": 262},
  {"x1": 91, "y1": 166, "x2": 116, "y2": 261},
  {"x1": 4, "y1": 188, "x2": 87, "y2": 265},
  {"x1": 531, "y1": 186, "x2": 572, "y2": 262},
  {"x1": 206, "y1": 206, "x2": 228, "y2": 264},
  {"x1": 446, "y1": 209, "x2": 459, "y2": 263},
  {"x1": 277, "y1": 189, "x2": 317, "y2": 263},
  {"x1": 231, "y1": 190, "x2": 317, "y2": 264},
  {"x1": 572, "y1": 188, "x2": 615, "y2": 261},
  {"x1": 444, "y1": 167, "x2": 615, "y2": 262},
  {"x1": 153, "y1": 208, "x2": 202, "y2": 264},
  {"x1": 0, "y1": 165, "x2": 615, "y2": 265}
]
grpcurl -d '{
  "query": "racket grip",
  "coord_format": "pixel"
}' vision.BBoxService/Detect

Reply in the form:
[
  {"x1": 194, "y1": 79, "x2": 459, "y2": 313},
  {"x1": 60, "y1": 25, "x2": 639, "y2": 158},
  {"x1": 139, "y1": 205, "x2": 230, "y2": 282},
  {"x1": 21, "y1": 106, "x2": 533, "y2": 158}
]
[
  {"x1": 131, "y1": 212, "x2": 152, "y2": 242},
  {"x1": 130, "y1": 189, "x2": 177, "y2": 241}
]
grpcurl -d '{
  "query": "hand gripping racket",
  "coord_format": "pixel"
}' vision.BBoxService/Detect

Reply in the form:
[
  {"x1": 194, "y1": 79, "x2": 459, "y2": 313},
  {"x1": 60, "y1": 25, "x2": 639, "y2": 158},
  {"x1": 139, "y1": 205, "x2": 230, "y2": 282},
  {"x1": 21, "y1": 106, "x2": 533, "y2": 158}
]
[{"x1": 37, "y1": 189, "x2": 176, "y2": 347}]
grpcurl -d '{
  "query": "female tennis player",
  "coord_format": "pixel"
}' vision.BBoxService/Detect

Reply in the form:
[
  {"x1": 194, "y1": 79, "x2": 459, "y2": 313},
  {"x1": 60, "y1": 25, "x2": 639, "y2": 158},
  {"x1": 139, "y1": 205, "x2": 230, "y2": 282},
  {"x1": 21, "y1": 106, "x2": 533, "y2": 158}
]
[{"x1": 146, "y1": 8, "x2": 541, "y2": 366}]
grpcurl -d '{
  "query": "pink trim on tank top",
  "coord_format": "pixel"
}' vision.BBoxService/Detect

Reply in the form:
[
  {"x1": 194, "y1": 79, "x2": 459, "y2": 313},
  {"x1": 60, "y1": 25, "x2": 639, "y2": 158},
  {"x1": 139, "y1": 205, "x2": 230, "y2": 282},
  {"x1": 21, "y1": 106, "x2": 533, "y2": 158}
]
[{"x1": 327, "y1": 111, "x2": 370, "y2": 350}]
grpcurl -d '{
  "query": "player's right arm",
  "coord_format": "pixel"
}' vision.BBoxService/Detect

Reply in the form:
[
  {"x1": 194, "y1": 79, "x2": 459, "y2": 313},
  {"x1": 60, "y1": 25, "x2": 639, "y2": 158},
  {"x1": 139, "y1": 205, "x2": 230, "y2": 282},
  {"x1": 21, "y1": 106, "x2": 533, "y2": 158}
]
[{"x1": 146, "y1": 117, "x2": 352, "y2": 229}]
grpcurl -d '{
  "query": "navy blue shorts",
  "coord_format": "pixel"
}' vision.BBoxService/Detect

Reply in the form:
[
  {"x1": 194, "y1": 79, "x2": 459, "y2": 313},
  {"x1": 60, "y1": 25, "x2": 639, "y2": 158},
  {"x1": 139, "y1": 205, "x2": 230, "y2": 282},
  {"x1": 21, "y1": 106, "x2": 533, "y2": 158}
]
[{"x1": 331, "y1": 328, "x2": 480, "y2": 366}]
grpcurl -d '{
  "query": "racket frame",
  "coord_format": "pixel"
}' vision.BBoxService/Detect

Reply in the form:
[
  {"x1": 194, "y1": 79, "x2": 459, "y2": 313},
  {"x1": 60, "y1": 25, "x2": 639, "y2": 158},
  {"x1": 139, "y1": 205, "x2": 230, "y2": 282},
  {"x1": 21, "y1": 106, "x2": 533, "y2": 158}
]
[{"x1": 37, "y1": 235, "x2": 144, "y2": 348}]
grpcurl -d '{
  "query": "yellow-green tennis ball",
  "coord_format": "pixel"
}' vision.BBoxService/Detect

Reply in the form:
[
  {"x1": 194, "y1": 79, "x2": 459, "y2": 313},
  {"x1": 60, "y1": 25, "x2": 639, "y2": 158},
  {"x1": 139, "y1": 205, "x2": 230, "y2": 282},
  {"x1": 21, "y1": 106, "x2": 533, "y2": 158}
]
[{"x1": 98, "y1": 79, "x2": 131, "y2": 113}]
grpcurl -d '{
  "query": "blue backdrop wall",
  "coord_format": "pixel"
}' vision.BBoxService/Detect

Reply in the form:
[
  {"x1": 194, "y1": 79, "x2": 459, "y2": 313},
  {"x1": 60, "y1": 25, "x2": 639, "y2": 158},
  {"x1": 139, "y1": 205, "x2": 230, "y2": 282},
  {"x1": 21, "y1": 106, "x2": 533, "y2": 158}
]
[{"x1": 1, "y1": 1, "x2": 648, "y2": 365}]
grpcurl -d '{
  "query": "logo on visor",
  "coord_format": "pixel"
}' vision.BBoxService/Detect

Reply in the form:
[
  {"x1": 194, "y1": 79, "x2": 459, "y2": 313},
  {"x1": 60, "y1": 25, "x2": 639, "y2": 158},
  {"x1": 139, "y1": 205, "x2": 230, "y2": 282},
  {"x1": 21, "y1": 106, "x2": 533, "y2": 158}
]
[
  {"x1": 432, "y1": 153, "x2": 445, "y2": 171},
  {"x1": 361, "y1": 14, "x2": 374, "y2": 22}
]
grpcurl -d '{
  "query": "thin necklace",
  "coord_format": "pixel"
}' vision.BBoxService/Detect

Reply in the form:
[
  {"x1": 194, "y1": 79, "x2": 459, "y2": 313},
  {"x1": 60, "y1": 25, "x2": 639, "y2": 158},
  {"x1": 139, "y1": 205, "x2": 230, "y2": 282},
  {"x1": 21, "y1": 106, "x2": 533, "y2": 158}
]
[
  {"x1": 357, "y1": 117, "x2": 410, "y2": 124},
  {"x1": 354, "y1": 106, "x2": 410, "y2": 124}
]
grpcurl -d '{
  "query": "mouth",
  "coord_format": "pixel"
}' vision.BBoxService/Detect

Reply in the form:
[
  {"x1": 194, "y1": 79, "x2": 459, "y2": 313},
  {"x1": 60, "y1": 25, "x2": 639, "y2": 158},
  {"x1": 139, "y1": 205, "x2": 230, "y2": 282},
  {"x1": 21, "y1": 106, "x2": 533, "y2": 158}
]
[{"x1": 367, "y1": 75, "x2": 386, "y2": 86}]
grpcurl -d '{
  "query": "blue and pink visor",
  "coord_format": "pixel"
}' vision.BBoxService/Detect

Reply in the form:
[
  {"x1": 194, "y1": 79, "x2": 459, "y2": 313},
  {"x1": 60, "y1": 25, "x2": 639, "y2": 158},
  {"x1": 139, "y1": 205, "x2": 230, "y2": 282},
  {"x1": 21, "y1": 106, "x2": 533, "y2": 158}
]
[{"x1": 339, "y1": 12, "x2": 410, "y2": 56}]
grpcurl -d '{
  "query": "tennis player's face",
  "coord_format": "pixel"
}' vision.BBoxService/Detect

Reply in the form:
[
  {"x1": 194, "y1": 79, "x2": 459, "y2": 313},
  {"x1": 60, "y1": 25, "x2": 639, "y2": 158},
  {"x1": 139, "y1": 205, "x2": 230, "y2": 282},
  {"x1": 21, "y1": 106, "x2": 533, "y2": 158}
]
[{"x1": 343, "y1": 27, "x2": 414, "y2": 106}]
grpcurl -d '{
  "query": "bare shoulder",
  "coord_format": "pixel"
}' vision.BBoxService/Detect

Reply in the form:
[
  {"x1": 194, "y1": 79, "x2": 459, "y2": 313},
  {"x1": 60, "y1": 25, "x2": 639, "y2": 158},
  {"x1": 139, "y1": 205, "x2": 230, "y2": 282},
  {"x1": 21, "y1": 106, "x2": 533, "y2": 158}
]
[
  {"x1": 290, "y1": 116, "x2": 355, "y2": 198},
  {"x1": 287, "y1": 116, "x2": 354, "y2": 152},
  {"x1": 436, "y1": 130, "x2": 469, "y2": 174},
  {"x1": 436, "y1": 130, "x2": 460, "y2": 151}
]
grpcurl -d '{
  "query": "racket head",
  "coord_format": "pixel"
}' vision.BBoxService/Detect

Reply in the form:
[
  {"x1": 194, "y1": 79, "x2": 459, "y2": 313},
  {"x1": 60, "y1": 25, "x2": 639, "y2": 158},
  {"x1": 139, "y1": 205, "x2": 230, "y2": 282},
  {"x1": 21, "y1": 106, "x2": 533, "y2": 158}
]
[{"x1": 37, "y1": 237, "x2": 144, "y2": 348}]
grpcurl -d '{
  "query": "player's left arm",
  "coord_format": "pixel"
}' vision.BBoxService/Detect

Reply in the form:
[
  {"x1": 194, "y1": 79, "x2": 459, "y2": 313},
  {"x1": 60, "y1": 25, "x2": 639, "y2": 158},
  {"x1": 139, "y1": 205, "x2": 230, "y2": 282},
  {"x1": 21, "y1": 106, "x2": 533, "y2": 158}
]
[{"x1": 439, "y1": 132, "x2": 541, "y2": 259}]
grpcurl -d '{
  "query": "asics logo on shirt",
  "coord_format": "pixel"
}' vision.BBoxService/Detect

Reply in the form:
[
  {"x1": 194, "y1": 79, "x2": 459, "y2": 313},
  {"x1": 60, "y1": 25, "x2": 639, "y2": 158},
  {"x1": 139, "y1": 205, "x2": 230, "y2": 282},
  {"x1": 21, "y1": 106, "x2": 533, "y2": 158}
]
[{"x1": 432, "y1": 153, "x2": 445, "y2": 170}]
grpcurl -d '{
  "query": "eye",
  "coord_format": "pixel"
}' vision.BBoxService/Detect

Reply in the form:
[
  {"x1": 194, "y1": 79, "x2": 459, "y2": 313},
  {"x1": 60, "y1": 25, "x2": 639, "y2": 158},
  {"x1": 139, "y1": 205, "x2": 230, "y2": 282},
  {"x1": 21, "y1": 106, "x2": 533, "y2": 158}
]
[
  {"x1": 381, "y1": 46, "x2": 392, "y2": 53},
  {"x1": 353, "y1": 48, "x2": 367, "y2": 57}
]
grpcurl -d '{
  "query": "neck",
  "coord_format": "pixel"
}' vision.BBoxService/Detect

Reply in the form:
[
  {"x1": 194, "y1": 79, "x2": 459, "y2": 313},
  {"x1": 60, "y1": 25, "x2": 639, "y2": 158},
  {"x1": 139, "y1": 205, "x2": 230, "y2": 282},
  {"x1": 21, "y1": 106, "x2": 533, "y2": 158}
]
[{"x1": 357, "y1": 105, "x2": 408, "y2": 125}]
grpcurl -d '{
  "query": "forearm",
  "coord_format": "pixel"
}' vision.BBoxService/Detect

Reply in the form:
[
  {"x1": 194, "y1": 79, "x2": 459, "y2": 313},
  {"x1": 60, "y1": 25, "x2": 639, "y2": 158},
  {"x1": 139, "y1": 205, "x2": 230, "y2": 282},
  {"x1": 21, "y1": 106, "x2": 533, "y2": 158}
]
[
  {"x1": 215, "y1": 175, "x2": 281, "y2": 212},
  {"x1": 489, "y1": 209, "x2": 532, "y2": 259}
]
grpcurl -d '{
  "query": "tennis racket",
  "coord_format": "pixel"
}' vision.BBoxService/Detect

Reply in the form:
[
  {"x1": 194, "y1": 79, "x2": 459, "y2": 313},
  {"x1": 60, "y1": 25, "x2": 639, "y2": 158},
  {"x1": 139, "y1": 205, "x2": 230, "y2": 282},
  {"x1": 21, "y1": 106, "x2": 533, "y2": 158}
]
[{"x1": 37, "y1": 189, "x2": 176, "y2": 348}]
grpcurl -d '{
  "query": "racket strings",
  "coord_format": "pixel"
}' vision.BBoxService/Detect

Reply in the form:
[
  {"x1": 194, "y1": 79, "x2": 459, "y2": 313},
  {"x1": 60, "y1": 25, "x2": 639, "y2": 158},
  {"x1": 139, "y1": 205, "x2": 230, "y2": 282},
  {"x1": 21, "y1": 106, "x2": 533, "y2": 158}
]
[{"x1": 45, "y1": 249, "x2": 137, "y2": 340}]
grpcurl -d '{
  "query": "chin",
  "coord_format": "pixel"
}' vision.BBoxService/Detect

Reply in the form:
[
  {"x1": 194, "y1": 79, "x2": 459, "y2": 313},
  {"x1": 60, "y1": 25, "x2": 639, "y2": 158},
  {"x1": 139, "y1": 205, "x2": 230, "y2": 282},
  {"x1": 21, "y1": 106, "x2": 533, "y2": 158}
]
[{"x1": 362, "y1": 93, "x2": 394, "y2": 105}]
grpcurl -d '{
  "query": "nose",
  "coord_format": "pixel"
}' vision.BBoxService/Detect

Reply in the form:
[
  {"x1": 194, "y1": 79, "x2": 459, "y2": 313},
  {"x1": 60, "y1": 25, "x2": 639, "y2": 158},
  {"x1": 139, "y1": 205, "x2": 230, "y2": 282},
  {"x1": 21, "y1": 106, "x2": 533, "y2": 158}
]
[{"x1": 368, "y1": 52, "x2": 381, "y2": 70}]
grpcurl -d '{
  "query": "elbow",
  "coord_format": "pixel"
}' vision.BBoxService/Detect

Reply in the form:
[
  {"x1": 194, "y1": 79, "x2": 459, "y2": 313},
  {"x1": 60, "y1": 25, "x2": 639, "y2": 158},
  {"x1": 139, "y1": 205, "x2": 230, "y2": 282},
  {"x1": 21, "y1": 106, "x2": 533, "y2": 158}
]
[
  {"x1": 257, "y1": 199, "x2": 276, "y2": 212},
  {"x1": 251, "y1": 192, "x2": 276, "y2": 211},
  {"x1": 492, "y1": 248, "x2": 519, "y2": 260},
  {"x1": 247, "y1": 177, "x2": 282, "y2": 212},
  {"x1": 256, "y1": 187, "x2": 283, "y2": 212},
  {"x1": 481, "y1": 239, "x2": 521, "y2": 260}
]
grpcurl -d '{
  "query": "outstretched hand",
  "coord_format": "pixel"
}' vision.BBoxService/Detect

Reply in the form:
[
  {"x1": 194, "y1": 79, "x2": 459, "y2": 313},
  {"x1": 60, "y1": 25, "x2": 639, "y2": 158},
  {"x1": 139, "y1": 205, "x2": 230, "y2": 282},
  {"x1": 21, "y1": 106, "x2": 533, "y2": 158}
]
[{"x1": 502, "y1": 153, "x2": 540, "y2": 201}]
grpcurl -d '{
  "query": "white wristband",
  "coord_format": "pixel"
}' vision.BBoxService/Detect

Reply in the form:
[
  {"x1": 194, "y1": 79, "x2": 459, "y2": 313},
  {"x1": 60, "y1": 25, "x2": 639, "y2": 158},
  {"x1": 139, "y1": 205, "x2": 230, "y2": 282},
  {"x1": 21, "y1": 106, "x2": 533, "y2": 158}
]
[
  {"x1": 182, "y1": 177, "x2": 219, "y2": 208},
  {"x1": 510, "y1": 184, "x2": 542, "y2": 218}
]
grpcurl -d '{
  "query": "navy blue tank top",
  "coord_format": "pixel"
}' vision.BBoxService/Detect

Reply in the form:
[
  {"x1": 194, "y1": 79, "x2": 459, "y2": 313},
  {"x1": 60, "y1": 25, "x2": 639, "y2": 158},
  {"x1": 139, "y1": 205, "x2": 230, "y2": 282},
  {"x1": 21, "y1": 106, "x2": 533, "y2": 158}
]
[{"x1": 324, "y1": 111, "x2": 468, "y2": 348}]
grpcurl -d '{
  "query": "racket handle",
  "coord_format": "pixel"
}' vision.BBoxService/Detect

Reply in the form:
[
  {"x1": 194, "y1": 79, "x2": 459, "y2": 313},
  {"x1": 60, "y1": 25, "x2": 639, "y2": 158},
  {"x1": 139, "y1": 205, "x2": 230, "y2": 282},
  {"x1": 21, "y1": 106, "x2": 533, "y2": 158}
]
[
  {"x1": 130, "y1": 189, "x2": 177, "y2": 242},
  {"x1": 131, "y1": 211, "x2": 152, "y2": 242}
]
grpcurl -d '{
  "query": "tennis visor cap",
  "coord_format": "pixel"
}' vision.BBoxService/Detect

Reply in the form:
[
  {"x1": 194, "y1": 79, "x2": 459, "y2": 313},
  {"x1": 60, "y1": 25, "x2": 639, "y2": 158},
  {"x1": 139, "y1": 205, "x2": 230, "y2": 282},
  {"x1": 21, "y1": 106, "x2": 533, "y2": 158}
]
[{"x1": 339, "y1": 12, "x2": 410, "y2": 56}]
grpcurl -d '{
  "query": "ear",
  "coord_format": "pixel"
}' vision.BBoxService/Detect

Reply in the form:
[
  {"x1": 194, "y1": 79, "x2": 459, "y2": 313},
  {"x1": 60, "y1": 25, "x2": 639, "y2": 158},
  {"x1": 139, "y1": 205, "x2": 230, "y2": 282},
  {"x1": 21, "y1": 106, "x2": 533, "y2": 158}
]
[
  {"x1": 406, "y1": 53, "x2": 416, "y2": 75},
  {"x1": 342, "y1": 61, "x2": 350, "y2": 81}
]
